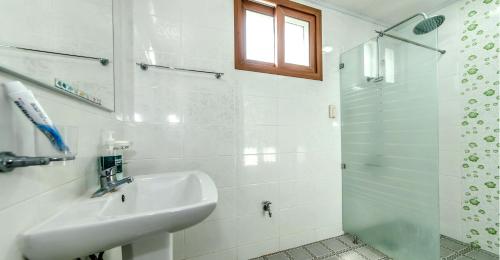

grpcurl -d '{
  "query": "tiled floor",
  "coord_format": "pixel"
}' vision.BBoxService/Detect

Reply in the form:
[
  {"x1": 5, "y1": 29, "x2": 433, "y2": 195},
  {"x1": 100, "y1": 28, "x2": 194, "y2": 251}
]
[
  {"x1": 251, "y1": 234, "x2": 388, "y2": 260},
  {"x1": 440, "y1": 236, "x2": 499, "y2": 260},
  {"x1": 251, "y1": 234, "x2": 499, "y2": 260}
]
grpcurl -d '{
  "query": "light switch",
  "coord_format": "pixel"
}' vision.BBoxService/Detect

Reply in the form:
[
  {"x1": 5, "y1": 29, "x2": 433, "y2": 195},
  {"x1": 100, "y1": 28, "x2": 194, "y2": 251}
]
[{"x1": 329, "y1": 105, "x2": 336, "y2": 119}]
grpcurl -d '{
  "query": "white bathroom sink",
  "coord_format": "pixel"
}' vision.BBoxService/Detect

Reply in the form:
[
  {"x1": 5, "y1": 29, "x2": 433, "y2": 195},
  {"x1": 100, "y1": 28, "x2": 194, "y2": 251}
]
[{"x1": 21, "y1": 171, "x2": 217, "y2": 260}]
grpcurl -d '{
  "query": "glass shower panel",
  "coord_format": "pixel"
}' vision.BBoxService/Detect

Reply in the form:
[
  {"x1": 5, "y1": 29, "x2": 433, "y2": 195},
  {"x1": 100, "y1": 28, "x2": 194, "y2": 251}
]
[{"x1": 340, "y1": 35, "x2": 440, "y2": 260}]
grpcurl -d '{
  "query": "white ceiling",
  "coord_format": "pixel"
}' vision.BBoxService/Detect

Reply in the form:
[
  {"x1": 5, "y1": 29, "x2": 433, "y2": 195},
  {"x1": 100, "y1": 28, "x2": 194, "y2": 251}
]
[{"x1": 313, "y1": 0, "x2": 456, "y2": 25}]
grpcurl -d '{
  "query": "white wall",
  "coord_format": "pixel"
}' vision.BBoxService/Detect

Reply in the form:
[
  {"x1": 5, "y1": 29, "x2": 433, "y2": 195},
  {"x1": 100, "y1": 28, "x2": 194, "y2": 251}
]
[
  {"x1": 435, "y1": 0, "x2": 464, "y2": 242},
  {"x1": 0, "y1": 0, "x2": 125, "y2": 259},
  {"x1": 0, "y1": 0, "x2": 379, "y2": 259},
  {"x1": 0, "y1": 74, "x2": 124, "y2": 259},
  {"x1": 125, "y1": 0, "x2": 379, "y2": 259}
]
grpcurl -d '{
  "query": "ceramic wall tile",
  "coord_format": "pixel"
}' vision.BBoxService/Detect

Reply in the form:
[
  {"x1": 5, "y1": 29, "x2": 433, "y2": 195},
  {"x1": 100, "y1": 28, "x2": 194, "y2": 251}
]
[
  {"x1": 0, "y1": 0, "x2": 381, "y2": 259},
  {"x1": 237, "y1": 238, "x2": 280, "y2": 260},
  {"x1": 184, "y1": 219, "x2": 237, "y2": 258},
  {"x1": 236, "y1": 213, "x2": 280, "y2": 245},
  {"x1": 436, "y1": 0, "x2": 499, "y2": 253}
]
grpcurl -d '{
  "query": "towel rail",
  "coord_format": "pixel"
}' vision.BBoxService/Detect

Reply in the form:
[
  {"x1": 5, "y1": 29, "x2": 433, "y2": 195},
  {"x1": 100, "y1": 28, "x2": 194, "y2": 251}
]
[
  {"x1": 0, "y1": 65, "x2": 112, "y2": 111},
  {"x1": 137, "y1": 63, "x2": 224, "y2": 79},
  {"x1": 0, "y1": 43, "x2": 110, "y2": 66}
]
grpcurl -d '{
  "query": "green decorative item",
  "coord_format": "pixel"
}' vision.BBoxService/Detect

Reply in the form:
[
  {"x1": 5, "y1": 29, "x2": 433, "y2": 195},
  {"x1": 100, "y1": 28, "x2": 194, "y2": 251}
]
[
  {"x1": 483, "y1": 135, "x2": 496, "y2": 142},
  {"x1": 483, "y1": 89, "x2": 495, "y2": 96},
  {"x1": 459, "y1": 0, "x2": 499, "y2": 253},
  {"x1": 485, "y1": 228, "x2": 497, "y2": 235},
  {"x1": 483, "y1": 42, "x2": 495, "y2": 50},
  {"x1": 468, "y1": 111, "x2": 479, "y2": 118},
  {"x1": 469, "y1": 198, "x2": 480, "y2": 206},
  {"x1": 468, "y1": 23, "x2": 479, "y2": 31},
  {"x1": 467, "y1": 67, "x2": 479, "y2": 74},
  {"x1": 468, "y1": 155, "x2": 480, "y2": 162},
  {"x1": 485, "y1": 181, "x2": 496, "y2": 188}
]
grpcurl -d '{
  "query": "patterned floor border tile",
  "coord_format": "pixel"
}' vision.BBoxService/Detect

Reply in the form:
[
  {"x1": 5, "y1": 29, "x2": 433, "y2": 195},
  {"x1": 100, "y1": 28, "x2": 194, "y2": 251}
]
[
  {"x1": 440, "y1": 235, "x2": 499, "y2": 260},
  {"x1": 251, "y1": 234, "x2": 499, "y2": 260},
  {"x1": 252, "y1": 234, "x2": 390, "y2": 260}
]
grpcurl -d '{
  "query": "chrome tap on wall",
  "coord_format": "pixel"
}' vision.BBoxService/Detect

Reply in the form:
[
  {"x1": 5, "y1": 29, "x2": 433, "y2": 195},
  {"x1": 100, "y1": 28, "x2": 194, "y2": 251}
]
[
  {"x1": 0, "y1": 151, "x2": 75, "y2": 172},
  {"x1": 262, "y1": 201, "x2": 272, "y2": 218}
]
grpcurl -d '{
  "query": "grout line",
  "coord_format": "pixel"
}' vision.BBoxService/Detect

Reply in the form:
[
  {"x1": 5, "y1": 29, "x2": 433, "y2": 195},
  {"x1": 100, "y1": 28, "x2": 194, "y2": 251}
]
[
  {"x1": 439, "y1": 235, "x2": 500, "y2": 260},
  {"x1": 282, "y1": 249, "x2": 294, "y2": 260},
  {"x1": 301, "y1": 244, "x2": 317, "y2": 259},
  {"x1": 0, "y1": 176, "x2": 85, "y2": 213},
  {"x1": 254, "y1": 234, "x2": 499, "y2": 260}
]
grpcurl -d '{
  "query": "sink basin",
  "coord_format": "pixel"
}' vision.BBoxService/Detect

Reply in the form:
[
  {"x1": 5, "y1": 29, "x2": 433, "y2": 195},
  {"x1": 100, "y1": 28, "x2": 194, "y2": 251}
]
[{"x1": 21, "y1": 171, "x2": 218, "y2": 260}]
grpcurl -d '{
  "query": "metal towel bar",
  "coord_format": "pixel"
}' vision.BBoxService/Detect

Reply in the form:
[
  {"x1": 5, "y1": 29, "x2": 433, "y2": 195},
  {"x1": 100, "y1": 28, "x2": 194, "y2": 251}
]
[
  {"x1": 0, "y1": 65, "x2": 112, "y2": 111},
  {"x1": 0, "y1": 43, "x2": 110, "y2": 66},
  {"x1": 137, "y1": 63, "x2": 224, "y2": 79}
]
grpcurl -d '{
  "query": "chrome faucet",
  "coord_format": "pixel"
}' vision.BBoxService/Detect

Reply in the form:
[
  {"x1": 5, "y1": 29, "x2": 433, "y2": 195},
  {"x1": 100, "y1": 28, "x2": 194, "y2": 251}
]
[{"x1": 91, "y1": 165, "x2": 133, "y2": 198}]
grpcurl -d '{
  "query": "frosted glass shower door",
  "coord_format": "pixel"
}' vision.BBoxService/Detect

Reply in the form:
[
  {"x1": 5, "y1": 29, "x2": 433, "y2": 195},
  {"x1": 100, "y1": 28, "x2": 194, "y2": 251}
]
[{"x1": 340, "y1": 36, "x2": 440, "y2": 260}]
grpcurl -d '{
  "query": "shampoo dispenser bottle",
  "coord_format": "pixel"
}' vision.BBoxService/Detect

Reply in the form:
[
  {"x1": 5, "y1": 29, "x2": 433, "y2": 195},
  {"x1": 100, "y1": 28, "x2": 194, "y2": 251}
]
[{"x1": 99, "y1": 131, "x2": 124, "y2": 180}]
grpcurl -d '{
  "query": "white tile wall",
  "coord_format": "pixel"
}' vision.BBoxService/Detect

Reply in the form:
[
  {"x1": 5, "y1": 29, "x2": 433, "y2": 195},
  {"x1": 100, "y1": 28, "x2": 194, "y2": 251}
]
[
  {"x1": 127, "y1": 0, "x2": 380, "y2": 259},
  {"x1": 0, "y1": 0, "x2": 128, "y2": 258},
  {"x1": 0, "y1": 0, "x2": 116, "y2": 109},
  {"x1": 434, "y1": 0, "x2": 466, "y2": 242},
  {"x1": 0, "y1": 0, "x2": 379, "y2": 259},
  {"x1": 0, "y1": 77, "x2": 124, "y2": 259}
]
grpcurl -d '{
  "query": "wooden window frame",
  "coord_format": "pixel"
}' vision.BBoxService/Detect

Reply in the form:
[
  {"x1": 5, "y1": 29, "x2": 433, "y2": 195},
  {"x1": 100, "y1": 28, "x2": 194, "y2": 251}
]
[{"x1": 234, "y1": 0, "x2": 323, "y2": 81}]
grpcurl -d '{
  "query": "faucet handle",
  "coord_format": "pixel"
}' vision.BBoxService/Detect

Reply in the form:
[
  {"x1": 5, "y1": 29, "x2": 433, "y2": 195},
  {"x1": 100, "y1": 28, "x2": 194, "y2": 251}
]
[
  {"x1": 100, "y1": 165, "x2": 117, "y2": 177},
  {"x1": 262, "y1": 201, "x2": 272, "y2": 218}
]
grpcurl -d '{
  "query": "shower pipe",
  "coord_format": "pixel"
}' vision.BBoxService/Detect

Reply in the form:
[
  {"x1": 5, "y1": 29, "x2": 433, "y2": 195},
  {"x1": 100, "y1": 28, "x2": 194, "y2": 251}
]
[
  {"x1": 375, "y1": 30, "x2": 446, "y2": 54},
  {"x1": 366, "y1": 13, "x2": 447, "y2": 82},
  {"x1": 376, "y1": 13, "x2": 446, "y2": 54}
]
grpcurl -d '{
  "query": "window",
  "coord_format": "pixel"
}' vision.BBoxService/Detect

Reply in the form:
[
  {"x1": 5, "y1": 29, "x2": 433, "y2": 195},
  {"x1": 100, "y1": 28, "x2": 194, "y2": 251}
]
[{"x1": 234, "y1": 0, "x2": 322, "y2": 80}]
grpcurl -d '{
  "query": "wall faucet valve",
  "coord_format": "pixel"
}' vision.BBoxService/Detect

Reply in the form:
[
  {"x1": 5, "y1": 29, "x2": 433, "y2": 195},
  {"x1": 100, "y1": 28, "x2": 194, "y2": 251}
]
[{"x1": 262, "y1": 201, "x2": 272, "y2": 218}]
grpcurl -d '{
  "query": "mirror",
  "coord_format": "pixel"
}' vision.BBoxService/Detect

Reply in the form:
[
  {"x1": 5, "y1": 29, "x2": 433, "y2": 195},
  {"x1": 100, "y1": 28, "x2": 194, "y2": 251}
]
[{"x1": 0, "y1": 0, "x2": 115, "y2": 111}]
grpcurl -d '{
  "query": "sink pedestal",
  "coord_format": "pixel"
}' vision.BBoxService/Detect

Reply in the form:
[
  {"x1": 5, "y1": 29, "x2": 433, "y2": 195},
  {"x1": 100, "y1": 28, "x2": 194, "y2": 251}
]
[{"x1": 122, "y1": 232, "x2": 172, "y2": 260}]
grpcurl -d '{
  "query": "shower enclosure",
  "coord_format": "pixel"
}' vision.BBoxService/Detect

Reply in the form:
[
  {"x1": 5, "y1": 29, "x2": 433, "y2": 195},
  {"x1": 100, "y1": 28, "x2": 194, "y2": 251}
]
[{"x1": 340, "y1": 15, "x2": 442, "y2": 260}]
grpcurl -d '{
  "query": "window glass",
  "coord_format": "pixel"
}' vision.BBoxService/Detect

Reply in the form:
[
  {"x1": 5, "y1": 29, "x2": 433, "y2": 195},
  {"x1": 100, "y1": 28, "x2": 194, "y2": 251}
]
[
  {"x1": 245, "y1": 10, "x2": 275, "y2": 63},
  {"x1": 284, "y1": 16, "x2": 309, "y2": 66}
]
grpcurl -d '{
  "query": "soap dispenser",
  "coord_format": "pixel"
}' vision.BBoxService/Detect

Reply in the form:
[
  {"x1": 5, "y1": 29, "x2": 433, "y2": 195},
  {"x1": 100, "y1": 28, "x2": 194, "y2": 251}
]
[{"x1": 99, "y1": 131, "x2": 124, "y2": 180}]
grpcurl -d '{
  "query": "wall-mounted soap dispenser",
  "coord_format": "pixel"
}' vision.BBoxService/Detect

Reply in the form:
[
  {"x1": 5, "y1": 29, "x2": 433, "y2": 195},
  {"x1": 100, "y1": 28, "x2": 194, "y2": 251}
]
[{"x1": 99, "y1": 131, "x2": 130, "y2": 180}]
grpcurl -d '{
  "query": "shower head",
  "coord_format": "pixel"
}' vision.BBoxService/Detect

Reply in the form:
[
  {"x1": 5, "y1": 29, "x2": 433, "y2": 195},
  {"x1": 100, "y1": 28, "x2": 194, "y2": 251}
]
[{"x1": 413, "y1": 15, "x2": 445, "y2": 34}]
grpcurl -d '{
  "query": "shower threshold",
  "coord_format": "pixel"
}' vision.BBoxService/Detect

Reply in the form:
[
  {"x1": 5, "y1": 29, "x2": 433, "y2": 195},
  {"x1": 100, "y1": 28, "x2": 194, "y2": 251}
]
[{"x1": 251, "y1": 234, "x2": 499, "y2": 260}]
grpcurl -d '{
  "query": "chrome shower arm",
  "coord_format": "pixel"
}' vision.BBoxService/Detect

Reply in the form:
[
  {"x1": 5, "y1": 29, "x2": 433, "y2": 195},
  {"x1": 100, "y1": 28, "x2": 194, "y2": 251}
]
[
  {"x1": 383, "y1": 13, "x2": 428, "y2": 33},
  {"x1": 375, "y1": 30, "x2": 446, "y2": 54}
]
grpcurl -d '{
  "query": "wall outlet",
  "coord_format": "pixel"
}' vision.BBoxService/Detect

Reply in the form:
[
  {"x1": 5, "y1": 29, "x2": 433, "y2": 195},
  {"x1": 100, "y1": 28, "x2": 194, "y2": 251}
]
[{"x1": 329, "y1": 105, "x2": 336, "y2": 119}]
